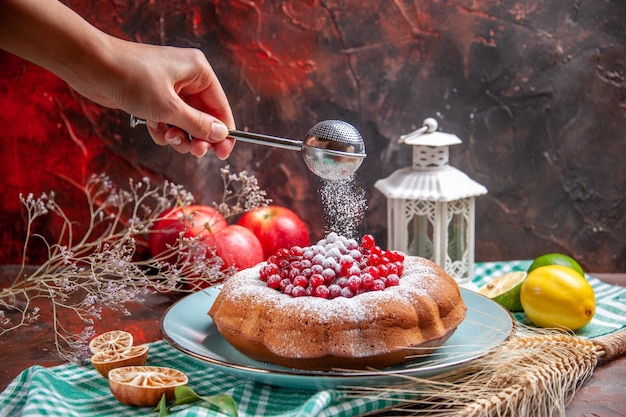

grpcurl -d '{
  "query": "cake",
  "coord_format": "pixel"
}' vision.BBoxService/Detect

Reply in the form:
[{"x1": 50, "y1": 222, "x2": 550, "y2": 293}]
[{"x1": 208, "y1": 234, "x2": 467, "y2": 370}]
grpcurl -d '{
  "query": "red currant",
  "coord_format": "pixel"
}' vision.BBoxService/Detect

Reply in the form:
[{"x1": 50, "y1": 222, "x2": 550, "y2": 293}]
[
  {"x1": 371, "y1": 279, "x2": 385, "y2": 291},
  {"x1": 348, "y1": 275, "x2": 362, "y2": 292},
  {"x1": 267, "y1": 274, "x2": 282, "y2": 289},
  {"x1": 386, "y1": 274, "x2": 400, "y2": 287},
  {"x1": 314, "y1": 285, "x2": 330, "y2": 299},
  {"x1": 361, "y1": 234, "x2": 375, "y2": 250},
  {"x1": 328, "y1": 284, "x2": 342, "y2": 299},
  {"x1": 260, "y1": 233, "x2": 406, "y2": 298},
  {"x1": 309, "y1": 273, "x2": 324, "y2": 288},
  {"x1": 289, "y1": 246, "x2": 304, "y2": 256},
  {"x1": 293, "y1": 275, "x2": 308, "y2": 288},
  {"x1": 292, "y1": 285, "x2": 306, "y2": 297},
  {"x1": 361, "y1": 272, "x2": 374, "y2": 289}
]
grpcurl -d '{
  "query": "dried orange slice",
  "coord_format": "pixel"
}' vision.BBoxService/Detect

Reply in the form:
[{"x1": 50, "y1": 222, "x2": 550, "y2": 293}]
[
  {"x1": 89, "y1": 330, "x2": 133, "y2": 354},
  {"x1": 108, "y1": 366, "x2": 188, "y2": 407},
  {"x1": 91, "y1": 345, "x2": 149, "y2": 378}
]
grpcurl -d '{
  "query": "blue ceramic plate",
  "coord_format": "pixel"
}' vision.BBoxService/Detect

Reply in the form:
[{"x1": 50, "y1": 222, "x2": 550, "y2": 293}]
[{"x1": 161, "y1": 287, "x2": 514, "y2": 390}]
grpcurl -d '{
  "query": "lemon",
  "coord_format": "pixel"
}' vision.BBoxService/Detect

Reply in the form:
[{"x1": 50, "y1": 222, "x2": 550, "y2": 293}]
[
  {"x1": 478, "y1": 271, "x2": 527, "y2": 312},
  {"x1": 527, "y1": 253, "x2": 584, "y2": 277},
  {"x1": 520, "y1": 265, "x2": 595, "y2": 331}
]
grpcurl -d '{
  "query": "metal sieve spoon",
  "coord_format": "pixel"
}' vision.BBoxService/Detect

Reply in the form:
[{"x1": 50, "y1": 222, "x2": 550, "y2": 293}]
[{"x1": 130, "y1": 117, "x2": 366, "y2": 181}]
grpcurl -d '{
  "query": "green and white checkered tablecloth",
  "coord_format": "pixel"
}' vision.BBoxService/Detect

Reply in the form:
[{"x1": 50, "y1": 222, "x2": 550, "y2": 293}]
[
  {"x1": 2, "y1": 261, "x2": 625, "y2": 417},
  {"x1": 0, "y1": 342, "x2": 402, "y2": 417}
]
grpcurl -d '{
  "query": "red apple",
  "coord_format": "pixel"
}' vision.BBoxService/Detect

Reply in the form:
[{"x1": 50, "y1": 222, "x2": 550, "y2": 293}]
[
  {"x1": 201, "y1": 225, "x2": 264, "y2": 271},
  {"x1": 237, "y1": 205, "x2": 310, "y2": 258},
  {"x1": 149, "y1": 205, "x2": 227, "y2": 260}
]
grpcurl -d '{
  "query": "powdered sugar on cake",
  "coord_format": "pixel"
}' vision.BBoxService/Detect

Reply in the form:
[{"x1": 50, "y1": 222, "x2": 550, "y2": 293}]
[
  {"x1": 215, "y1": 256, "x2": 453, "y2": 358},
  {"x1": 208, "y1": 233, "x2": 468, "y2": 369}
]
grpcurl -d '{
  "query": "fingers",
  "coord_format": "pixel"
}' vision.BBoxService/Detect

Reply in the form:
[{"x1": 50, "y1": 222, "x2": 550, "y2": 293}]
[
  {"x1": 147, "y1": 120, "x2": 230, "y2": 158},
  {"x1": 147, "y1": 122, "x2": 192, "y2": 154},
  {"x1": 133, "y1": 47, "x2": 236, "y2": 159},
  {"x1": 173, "y1": 102, "x2": 235, "y2": 159},
  {"x1": 211, "y1": 137, "x2": 235, "y2": 160}
]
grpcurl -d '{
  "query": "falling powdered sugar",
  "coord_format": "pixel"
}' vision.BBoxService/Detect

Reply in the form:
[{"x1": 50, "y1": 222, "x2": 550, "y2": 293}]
[{"x1": 320, "y1": 175, "x2": 367, "y2": 239}]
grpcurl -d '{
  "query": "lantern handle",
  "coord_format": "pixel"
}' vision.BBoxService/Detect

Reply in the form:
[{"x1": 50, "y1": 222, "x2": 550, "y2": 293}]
[{"x1": 398, "y1": 117, "x2": 439, "y2": 144}]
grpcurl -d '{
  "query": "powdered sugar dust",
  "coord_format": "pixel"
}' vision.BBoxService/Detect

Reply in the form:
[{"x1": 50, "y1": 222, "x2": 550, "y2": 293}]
[{"x1": 320, "y1": 175, "x2": 367, "y2": 239}]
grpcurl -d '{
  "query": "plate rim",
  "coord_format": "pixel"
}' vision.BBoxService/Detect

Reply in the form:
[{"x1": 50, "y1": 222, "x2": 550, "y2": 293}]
[{"x1": 160, "y1": 286, "x2": 515, "y2": 381}]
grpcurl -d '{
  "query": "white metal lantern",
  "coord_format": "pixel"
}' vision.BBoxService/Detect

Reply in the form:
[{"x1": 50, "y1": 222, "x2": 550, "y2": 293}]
[{"x1": 375, "y1": 118, "x2": 487, "y2": 289}]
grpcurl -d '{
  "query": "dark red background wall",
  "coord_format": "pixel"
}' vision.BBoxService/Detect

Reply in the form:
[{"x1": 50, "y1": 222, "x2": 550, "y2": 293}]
[{"x1": 1, "y1": 0, "x2": 625, "y2": 272}]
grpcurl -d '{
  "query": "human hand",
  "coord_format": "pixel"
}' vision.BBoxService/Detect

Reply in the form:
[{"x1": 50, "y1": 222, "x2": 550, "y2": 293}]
[
  {"x1": 71, "y1": 38, "x2": 236, "y2": 159},
  {"x1": 0, "y1": 0, "x2": 235, "y2": 158}
]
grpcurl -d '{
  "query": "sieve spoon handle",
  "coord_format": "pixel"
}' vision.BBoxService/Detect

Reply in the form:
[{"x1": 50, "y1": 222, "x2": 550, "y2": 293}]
[
  {"x1": 130, "y1": 116, "x2": 303, "y2": 152},
  {"x1": 227, "y1": 130, "x2": 303, "y2": 152}
]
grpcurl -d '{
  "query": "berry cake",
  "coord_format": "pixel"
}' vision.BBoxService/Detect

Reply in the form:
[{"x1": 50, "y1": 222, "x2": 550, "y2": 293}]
[{"x1": 208, "y1": 233, "x2": 467, "y2": 370}]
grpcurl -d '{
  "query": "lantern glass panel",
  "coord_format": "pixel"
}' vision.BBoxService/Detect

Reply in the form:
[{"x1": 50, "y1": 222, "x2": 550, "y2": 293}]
[
  {"x1": 408, "y1": 213, "x2": 433, "y2": 259},
  {"x1": 447, "y1": 211, "x2": 468, "y2": 263}
]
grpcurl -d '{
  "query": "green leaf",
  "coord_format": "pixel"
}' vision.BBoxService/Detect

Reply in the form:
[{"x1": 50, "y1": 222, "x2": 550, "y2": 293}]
[
  {"x1": 153, "y1": 394, "x2": 170, "y2": 416},
  {"x1": 169, "y1": 386, "x2": 238, "y2": 417},
  {"x1": 202, "y1": 394, "x2": 238, "y2": 417},
  {"x1": 171, "y1": 385, "x2": 203, "y2": 407}
]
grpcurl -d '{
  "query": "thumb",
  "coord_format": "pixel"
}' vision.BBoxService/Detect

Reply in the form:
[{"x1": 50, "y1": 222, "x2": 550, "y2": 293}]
[{"x1": 169, "y1": 101, "x2": 231, "y2": 143}]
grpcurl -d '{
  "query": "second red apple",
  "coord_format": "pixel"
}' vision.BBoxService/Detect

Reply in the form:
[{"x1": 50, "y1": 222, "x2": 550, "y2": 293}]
[{"x1": 237, "y1": 205, "x2": 310, "y2": 259}]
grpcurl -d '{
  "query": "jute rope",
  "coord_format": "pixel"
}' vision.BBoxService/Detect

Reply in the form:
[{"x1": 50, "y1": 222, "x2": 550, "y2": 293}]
[{"x1": 593, "y1": 328, "x2": 626, "y2": 362}]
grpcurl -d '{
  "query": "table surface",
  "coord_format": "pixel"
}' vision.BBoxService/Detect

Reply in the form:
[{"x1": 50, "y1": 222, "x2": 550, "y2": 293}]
[{"x1": 1, "y1": 269, "x2": 624, "y2": 416}]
